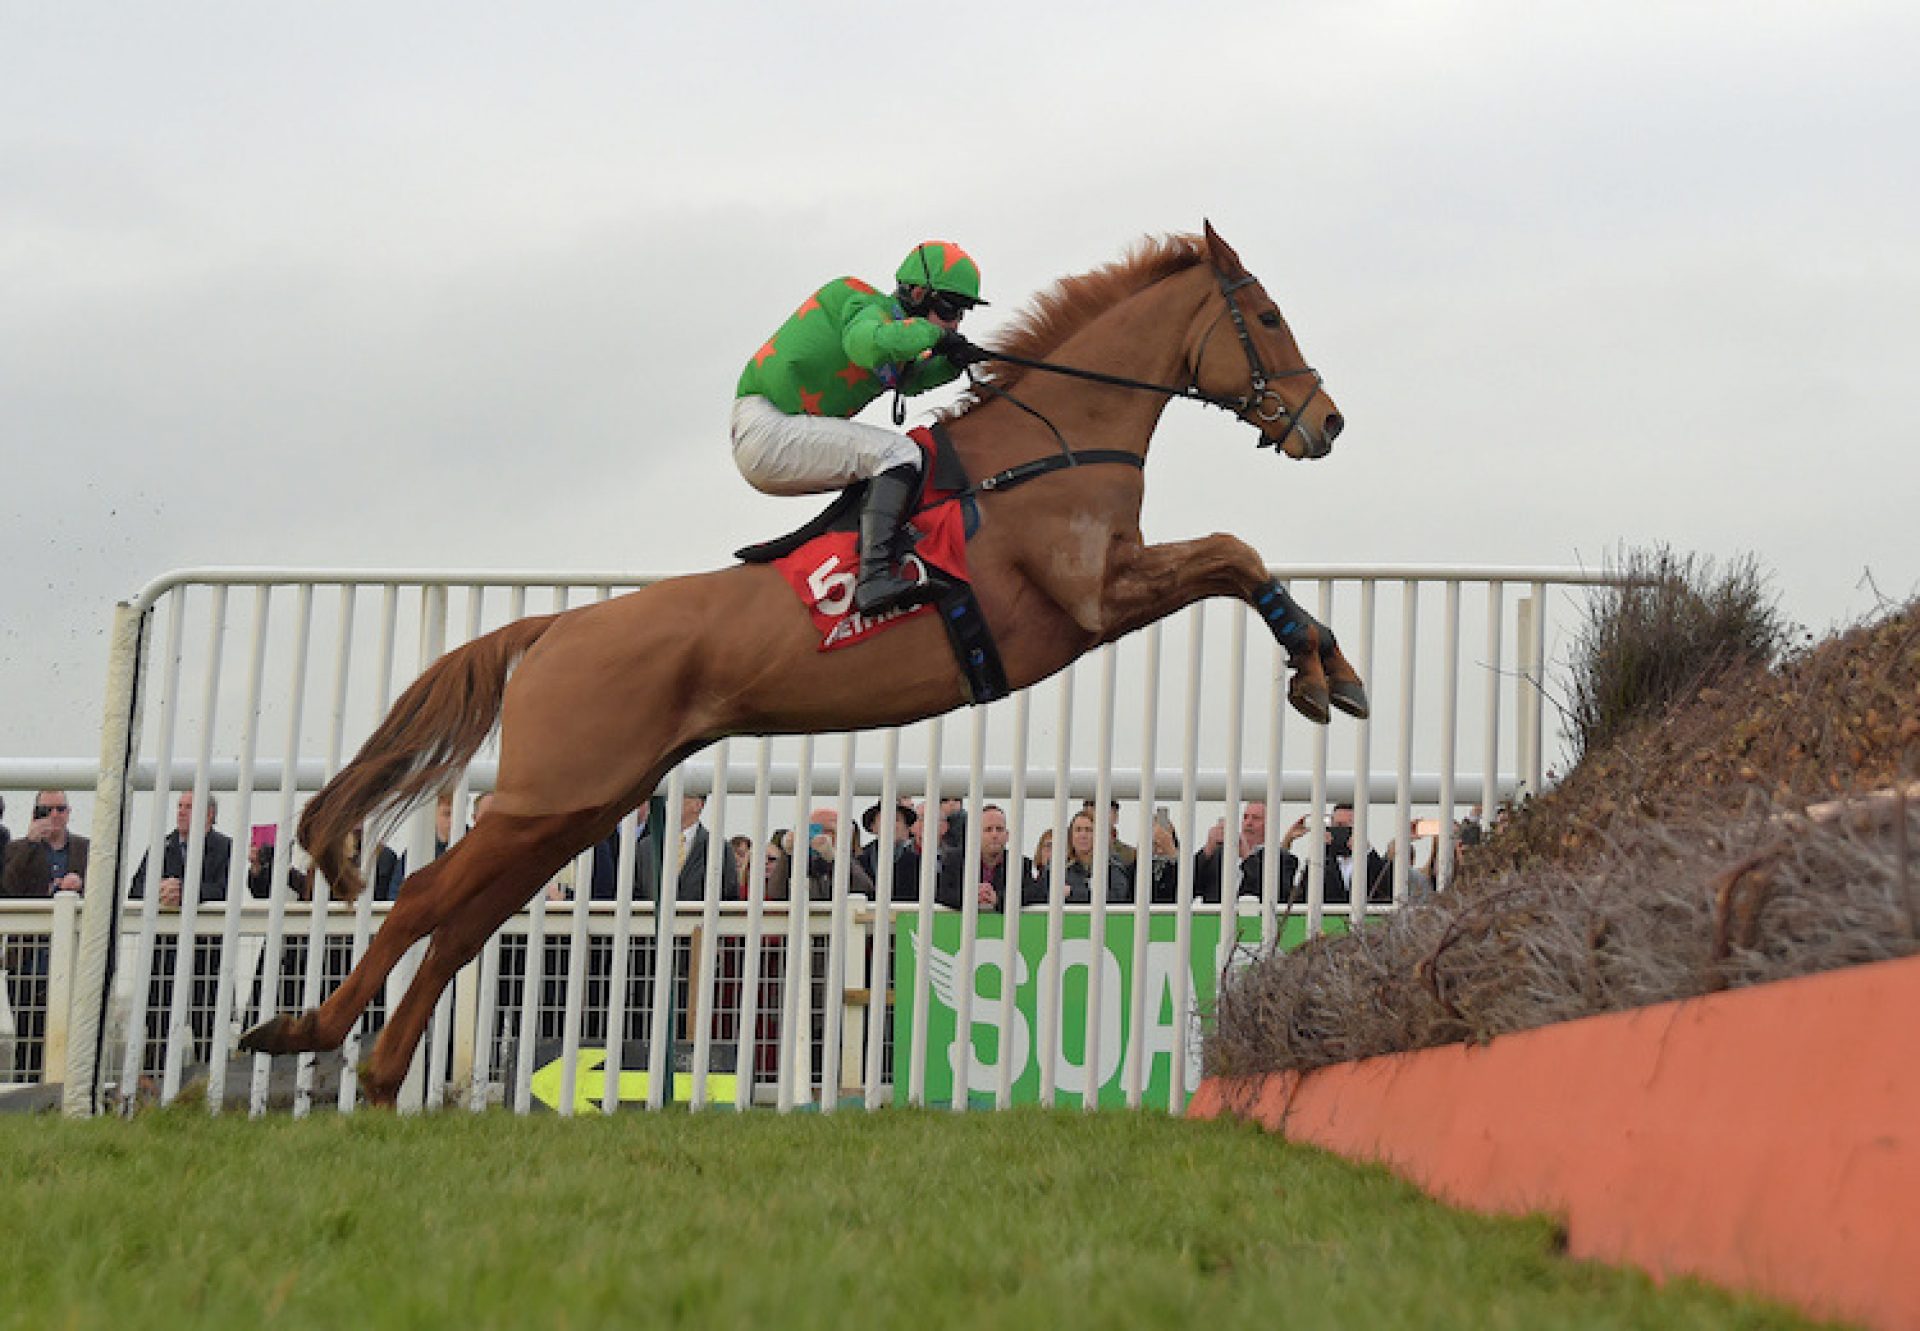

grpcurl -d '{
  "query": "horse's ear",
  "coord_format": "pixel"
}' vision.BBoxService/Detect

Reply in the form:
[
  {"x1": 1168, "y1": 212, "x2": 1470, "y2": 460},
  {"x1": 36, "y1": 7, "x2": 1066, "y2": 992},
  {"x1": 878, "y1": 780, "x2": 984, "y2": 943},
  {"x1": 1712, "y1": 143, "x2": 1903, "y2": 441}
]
[{"x1": 1203, "y1": 220, "x2": 1246, "y2": 277}]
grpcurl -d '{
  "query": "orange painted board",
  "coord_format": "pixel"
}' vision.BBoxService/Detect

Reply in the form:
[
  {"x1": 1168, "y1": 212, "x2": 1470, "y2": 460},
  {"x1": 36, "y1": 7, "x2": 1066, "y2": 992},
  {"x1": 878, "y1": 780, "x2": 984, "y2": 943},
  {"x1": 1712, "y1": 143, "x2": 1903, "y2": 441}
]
[{"x1": 1191, "y1": 953, "x2": 1920, "y2": 1331}]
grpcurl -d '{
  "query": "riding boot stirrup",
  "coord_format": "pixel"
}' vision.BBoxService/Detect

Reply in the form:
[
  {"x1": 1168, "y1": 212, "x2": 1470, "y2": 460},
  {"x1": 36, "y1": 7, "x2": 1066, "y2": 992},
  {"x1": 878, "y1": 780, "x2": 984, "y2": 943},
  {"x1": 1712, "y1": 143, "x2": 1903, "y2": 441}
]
[{"x1": 853, "y1": 464, "x2": 926, "y2": 617}]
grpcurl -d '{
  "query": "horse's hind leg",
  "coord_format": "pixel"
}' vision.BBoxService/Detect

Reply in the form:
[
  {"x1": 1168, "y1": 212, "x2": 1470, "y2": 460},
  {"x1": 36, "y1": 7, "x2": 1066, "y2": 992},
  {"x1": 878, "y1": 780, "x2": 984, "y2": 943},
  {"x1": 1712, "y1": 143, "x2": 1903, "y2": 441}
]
[
  {"x1": 356, "y1": 878, "x2": 524, "y2": 1106},
  {"x1": 238, "y1": 854, "x2": 464, "y2": 1057},
  {"x1": 239, "y1": 810, "x2": 600, "y2": 1057},
  {"x1": 357, "y1": 812, "x2": 596, "y2": 1106}
]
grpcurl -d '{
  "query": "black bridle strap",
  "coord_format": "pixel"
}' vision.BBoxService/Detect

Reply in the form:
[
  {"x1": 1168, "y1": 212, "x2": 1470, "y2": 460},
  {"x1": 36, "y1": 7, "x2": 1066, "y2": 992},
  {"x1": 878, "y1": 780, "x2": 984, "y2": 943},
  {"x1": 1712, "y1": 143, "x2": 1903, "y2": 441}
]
[{"x1": 972, "y1": 447, "x2": 1144, "y2": 495}]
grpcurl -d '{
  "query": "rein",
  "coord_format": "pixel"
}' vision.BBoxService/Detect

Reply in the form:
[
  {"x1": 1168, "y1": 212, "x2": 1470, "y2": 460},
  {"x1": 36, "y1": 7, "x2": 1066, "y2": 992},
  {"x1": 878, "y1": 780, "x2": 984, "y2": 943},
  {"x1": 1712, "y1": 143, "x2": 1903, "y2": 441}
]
[
  {"x1": 911, "y1": 264, "x2": 1326, "y2": 504},
  {"x1": 944, "y1": 268, "x2": 1325, "y2": 500}
]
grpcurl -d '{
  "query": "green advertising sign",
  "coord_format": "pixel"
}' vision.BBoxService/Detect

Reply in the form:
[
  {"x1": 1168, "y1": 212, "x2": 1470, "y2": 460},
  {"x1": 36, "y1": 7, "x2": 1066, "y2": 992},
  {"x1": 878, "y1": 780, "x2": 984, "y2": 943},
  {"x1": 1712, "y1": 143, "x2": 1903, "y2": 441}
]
[{"x1": 893, "y1": 910, "x2": 1342, "y2": 1112}]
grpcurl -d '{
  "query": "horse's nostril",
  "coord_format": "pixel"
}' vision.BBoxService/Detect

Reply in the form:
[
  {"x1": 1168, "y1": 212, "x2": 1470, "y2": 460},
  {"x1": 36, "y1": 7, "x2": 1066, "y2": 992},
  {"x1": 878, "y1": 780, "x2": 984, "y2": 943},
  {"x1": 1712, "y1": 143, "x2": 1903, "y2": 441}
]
[{"x1": 1323, "y1": 412, "x2": 1345, "y2": 441}]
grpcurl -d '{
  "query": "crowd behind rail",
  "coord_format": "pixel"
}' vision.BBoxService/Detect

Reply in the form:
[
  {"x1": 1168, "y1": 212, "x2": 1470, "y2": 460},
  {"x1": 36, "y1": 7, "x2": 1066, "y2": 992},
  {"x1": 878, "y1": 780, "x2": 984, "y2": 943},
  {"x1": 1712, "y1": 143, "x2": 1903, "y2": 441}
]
[{"x1": 0, "y1": 785, "x2": 1503, "y2": 1089}]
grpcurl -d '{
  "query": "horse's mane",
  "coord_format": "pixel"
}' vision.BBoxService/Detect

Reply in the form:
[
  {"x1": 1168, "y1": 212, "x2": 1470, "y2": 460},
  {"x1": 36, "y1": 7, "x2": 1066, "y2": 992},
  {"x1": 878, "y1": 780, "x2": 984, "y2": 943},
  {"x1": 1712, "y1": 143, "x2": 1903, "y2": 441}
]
[{"x1": 943, "y1": 233, "x2": 1208, "y2": 419}]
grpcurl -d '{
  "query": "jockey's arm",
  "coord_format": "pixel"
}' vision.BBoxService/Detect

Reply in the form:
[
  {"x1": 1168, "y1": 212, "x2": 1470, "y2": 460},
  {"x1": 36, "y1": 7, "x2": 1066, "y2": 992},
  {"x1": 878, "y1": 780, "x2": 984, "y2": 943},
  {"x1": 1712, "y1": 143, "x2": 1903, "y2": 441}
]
[{"x1": 841, "y1": 299, "x2": 943, "y2": 371}]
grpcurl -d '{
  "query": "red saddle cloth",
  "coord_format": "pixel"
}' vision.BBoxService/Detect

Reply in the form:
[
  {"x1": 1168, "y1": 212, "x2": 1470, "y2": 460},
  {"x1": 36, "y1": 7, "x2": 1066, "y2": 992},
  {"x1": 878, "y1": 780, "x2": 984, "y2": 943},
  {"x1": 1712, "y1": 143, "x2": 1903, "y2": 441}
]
[{"x1": 772, "y1": 428, "x2": 972, "y2": 652}]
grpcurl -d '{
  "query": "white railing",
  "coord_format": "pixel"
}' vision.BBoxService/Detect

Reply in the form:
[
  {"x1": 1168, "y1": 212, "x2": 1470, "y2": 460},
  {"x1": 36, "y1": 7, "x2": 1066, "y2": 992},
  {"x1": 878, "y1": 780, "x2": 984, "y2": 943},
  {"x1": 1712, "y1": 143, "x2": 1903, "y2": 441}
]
[{"x1": 39, "y1": 564, "x2": 1620, "y2": 1118}]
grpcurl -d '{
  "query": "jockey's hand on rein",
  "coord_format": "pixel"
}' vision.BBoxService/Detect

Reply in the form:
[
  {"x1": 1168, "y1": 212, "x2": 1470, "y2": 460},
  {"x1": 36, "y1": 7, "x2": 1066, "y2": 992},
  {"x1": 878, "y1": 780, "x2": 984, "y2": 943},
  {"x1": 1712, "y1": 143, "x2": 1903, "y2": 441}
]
[{"x1": 934, "y1": 331, "x2": 989, "y2": 367}]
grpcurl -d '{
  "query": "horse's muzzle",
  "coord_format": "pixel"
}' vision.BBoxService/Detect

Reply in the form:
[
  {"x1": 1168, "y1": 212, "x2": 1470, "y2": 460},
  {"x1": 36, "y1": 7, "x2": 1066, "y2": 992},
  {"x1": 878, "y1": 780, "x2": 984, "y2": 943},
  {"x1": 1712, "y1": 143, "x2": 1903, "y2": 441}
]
[{"x1": 1276, "y1": 411, "x2": 1341, "y2": 460}]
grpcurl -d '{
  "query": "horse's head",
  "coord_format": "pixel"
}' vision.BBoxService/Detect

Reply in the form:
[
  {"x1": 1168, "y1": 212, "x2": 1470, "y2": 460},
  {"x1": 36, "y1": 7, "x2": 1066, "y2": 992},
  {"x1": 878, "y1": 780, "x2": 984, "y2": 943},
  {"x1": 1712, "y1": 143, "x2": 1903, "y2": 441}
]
[{"x1": 1191, "y1": 222, "x2": 1344, "y2": 460}]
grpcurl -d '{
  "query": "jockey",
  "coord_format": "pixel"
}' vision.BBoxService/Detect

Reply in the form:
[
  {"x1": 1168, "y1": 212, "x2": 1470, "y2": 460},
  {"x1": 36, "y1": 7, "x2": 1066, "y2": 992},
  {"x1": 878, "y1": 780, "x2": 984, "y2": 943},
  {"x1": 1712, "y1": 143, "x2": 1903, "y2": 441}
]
[{"x1": 733, "y1": 241, "x2": 988, "y2": 615}]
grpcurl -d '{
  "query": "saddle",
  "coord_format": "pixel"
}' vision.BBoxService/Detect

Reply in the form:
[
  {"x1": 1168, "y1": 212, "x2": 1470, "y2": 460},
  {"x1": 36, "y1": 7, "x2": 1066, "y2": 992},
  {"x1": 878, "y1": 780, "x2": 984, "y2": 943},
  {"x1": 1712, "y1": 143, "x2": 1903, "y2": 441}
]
[
  {"x1": 735, "y1": 424, "x2": 1008, "y2": 705},
  {"x1": 733, "y1": 423, "x2": 978, "y2": 563}
]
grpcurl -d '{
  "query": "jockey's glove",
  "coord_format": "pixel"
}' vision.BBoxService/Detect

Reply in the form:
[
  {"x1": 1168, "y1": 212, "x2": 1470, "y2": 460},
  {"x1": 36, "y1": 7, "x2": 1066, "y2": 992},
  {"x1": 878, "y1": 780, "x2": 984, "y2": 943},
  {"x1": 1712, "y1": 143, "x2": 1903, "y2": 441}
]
[{"x1": 935, "y1": 331, "x2": 990, "y2": 367}]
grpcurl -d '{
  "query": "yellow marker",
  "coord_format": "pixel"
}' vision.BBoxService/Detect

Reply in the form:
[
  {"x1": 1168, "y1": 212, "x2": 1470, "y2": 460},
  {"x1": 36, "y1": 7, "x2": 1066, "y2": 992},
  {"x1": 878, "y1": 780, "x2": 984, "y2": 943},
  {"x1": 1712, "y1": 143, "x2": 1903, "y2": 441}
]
[{"x1": 528, "y1": 1049, "x2": 738, "y2": 1114}]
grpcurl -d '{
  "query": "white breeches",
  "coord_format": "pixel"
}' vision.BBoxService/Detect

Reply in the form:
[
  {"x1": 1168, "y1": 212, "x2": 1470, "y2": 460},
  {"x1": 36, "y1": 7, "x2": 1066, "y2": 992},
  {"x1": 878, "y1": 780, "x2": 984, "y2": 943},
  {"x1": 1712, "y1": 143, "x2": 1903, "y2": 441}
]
[{"x1": 730, "y1": 395, "x2": 922, "y2": 497}]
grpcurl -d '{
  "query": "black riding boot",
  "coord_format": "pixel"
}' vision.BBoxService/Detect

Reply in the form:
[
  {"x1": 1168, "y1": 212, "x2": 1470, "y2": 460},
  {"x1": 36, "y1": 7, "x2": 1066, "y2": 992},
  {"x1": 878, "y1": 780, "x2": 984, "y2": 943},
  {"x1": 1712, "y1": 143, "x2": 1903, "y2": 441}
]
[{"x1": 853, "y1": 463, "x2": 925, "y2": 616}]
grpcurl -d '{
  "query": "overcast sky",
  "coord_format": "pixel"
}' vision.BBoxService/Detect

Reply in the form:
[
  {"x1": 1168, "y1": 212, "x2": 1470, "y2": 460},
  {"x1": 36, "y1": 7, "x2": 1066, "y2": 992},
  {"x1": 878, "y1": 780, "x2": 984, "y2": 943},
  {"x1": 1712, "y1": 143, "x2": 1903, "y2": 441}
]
[{"x1": 4, "y1": 1, "x2": 1916, "y2": 773}]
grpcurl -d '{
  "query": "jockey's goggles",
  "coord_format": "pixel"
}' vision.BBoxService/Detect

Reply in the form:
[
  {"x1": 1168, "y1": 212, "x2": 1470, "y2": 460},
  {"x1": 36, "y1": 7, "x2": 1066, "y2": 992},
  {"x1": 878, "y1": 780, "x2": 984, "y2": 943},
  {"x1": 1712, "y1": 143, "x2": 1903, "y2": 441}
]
[{"x1": 927, "y1": 291, "x2": 976, "y2": 321}]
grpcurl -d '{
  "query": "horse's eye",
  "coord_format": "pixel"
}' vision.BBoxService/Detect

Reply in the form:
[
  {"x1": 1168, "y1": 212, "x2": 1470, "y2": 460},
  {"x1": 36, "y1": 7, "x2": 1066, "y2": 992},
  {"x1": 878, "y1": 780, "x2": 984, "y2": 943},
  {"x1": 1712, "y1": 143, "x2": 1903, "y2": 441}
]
[{"x1": 1258, "y1": 311, "x2": 1281, "y2": 328}]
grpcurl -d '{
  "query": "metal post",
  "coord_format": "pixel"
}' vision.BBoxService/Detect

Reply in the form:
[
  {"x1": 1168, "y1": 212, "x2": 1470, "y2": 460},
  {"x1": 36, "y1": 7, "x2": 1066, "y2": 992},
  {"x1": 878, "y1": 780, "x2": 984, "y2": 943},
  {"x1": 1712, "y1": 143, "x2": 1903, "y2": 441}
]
[
  {"x1": 1437, "y1": 581, "x2": 1462, "y2": 892},
  {"x1": 952, "y1": 707, "x2": 987, "y2": 1112},
  {"x1": 65, "y1": 601, "x2": 149, "y2": 1117},
  {"x1": 1517, "y1": 594, "x2": 1538, "y2": 801},
  {"x1": 1123, "y1": 623, "x2": 1161, "y2": 1109},
  {"x1": 994, "y1": 689, "x2": 1031, "y2": 1112},
  {"x1": 1392, "y1": 580, "x2": 1419, "y2": 905},
  {"x1": 43, "y1": 890, "x2": 82, "y2": 1088},
  {"x1": 1169, "y1": 606, "x2": 1203, "y2": 1110},
  {"x1": 1481, "y1": 581, "x2": 1505, "y2": 826}
]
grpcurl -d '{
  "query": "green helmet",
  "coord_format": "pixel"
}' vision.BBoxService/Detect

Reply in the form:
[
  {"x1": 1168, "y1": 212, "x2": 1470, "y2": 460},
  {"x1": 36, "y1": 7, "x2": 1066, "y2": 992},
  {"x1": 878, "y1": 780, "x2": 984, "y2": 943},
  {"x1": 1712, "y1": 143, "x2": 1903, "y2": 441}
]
[{"x1": 895, "y1": 241, "x2": 986, "y2": 306}]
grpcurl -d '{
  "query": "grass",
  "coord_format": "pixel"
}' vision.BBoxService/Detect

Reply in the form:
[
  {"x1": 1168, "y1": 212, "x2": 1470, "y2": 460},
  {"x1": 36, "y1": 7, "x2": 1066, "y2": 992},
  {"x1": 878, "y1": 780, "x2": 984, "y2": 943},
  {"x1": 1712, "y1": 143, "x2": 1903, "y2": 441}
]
[{"x1": 0, "y1": 1108, "x2": 1825, "y2": 1330}]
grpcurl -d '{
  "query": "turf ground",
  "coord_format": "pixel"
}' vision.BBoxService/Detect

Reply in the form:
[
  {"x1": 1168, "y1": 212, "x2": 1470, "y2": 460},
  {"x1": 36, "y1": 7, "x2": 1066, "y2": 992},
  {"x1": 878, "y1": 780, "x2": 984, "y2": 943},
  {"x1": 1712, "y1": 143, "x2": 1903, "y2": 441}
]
[{"x1": 0, "y1": 1107, "x2": 1827, "y2": 1330}]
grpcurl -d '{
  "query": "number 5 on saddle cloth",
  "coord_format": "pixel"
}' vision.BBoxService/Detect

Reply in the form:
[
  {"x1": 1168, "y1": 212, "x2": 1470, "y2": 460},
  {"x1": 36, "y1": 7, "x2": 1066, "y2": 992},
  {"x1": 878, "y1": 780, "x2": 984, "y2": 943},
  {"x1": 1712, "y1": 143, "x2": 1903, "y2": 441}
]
[{"x1": 735, "y1": 425, "x2": 1009, "y2": 705}]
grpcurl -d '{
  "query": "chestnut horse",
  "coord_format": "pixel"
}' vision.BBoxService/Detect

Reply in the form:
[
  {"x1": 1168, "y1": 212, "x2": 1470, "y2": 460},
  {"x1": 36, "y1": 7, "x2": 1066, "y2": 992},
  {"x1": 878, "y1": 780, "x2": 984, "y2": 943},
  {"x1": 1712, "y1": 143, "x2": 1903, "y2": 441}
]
[{"x1": 240, "y1": 222, "x2": 1367, "y2": 1104}]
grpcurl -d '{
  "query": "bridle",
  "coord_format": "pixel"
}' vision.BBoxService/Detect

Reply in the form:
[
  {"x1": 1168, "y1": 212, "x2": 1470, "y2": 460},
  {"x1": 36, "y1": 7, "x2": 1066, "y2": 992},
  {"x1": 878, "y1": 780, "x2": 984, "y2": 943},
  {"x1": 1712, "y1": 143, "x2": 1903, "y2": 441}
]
[
  {"x1": 1192, "y1": 270, "x2": 1327, "y2": 454},
  {"x1": 950, "y1": 264, "x2": 1328, "y2": 459}
]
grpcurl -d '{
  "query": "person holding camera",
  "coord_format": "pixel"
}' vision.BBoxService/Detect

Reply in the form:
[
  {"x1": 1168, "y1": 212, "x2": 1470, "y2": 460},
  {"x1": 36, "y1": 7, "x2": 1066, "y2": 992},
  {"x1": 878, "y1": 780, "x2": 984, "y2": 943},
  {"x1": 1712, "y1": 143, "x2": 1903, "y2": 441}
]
[
  {"x1": 1291, "y1": 803, "x2": 1390, "y2": 906},
  {"x1": 1, "y1": 790, "x2": 89, "y2": 897}
]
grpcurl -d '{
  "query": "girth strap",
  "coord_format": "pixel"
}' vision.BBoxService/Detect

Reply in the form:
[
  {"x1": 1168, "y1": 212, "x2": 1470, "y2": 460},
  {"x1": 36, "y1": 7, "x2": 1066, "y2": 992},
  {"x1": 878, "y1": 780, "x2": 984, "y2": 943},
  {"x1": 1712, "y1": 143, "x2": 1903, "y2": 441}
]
[{"x1": 931, "y1": 576, "x2": 1010, "y2": 705}]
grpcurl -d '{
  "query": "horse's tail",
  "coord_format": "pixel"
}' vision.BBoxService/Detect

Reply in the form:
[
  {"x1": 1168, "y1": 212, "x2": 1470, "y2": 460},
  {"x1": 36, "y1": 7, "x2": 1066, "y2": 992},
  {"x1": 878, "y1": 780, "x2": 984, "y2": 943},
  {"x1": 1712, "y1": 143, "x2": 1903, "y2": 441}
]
[{"x1": 298, "y1": 613, "x2": 559, "y2": 900}]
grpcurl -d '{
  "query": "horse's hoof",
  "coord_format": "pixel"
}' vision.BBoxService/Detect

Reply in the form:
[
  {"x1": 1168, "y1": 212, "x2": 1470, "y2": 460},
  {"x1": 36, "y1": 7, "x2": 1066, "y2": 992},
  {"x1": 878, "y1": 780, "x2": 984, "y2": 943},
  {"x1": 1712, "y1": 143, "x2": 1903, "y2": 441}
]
[
  {"x1": 1329, "y1": 679, "x2": 1371, "y2": 720},
  {"x1": 1287, "y1": 678, "x2": 1331, "y2": 725},
  {"x1": 357, "y1": 1060, "x2": 400, "y2": 1109},
  {"x1": 238, "y1": 1015, "x2": 296, "y2": 1055}
]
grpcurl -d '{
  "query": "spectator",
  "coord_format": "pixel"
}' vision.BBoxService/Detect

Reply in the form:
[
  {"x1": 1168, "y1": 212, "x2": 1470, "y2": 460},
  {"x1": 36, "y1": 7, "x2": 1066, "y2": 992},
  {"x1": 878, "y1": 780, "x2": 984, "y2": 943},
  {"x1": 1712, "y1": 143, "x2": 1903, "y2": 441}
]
[
  {"x1": 0, "y1": 795, "x2": 9, "y2": 872},
  {"x1": 1146, "y1": 811, "x2": 1183, "y2": 904},
  {"x1": 1407, "y1": 838, "x2": 1439, "y2": 898},
  {"x1": 796, "y1": 808, "x2": 875, "y2": 900},
  {"x1": 1031, "y1": 828, "x2": 1055, "y2": 884},
  {"x1": 350, "y1": 827, "x2": 404, "y2": 901},
  {"x1": 762, "y1": 838, "x2": 794, "y2": 901},
  {"x1": 1081, "y1": 798, "x2": 1137, "y2": 869},
  {"x1": 935, "y1": 797, "x2": 966, "y2": 858},
  {"x1": 565, "y1": 797, "x2": 737, "y2": 905},
  {"x1": 936, "y1": 804, "x2": 1030, "y2": 912},
  {"x1": 670, "y1": 795, "x2": 740, "y2": 901},
  {"x1": 1292, "y1": 803, "x2": 1391, "y2": 906},
  {"x1": 1030, "y1": 809, "x2": 1130, "y2": 905},
  {"x1": 246, "y1": 837, "x2": 277, "y2": 899},
  {"x1": 0, "y1": 793, "x2": 67, "y2": 1082},
  {"x1": 856, "y1": 801, "x2": 922, "y2": 902},
  {"x1": 392, "y1": 789, "x2": 462, "y2": 882},
  {"x1": 1192, "y1": 802, "x2": 1298, "y2": 906},
  {"x1": 2, "y1": 789, "x2": 89, "y2": 897},
  {"x1": 589, "y1": 802, "x2": 660, "y2": 902},
  {"x1": 1457, "y1": 803, "x2": 1485, "y2": 848},
  {"x1": 130, "y1": 793, "x2": 236, "y2": 906},
  {"x1": 127, "y1": 793, "x2": 239, "y2": 1074},
  {"x1": 433, "y1": 790, "x2": 454, "y2": 858}
]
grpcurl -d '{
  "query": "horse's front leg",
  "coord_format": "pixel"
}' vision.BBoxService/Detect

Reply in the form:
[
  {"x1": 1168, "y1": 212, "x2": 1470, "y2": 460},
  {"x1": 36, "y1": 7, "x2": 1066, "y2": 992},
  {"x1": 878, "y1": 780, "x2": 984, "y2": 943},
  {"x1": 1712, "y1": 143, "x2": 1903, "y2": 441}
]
[{"x1": 1097, "y1": 534, "x2": 1369, "y2": 724}]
